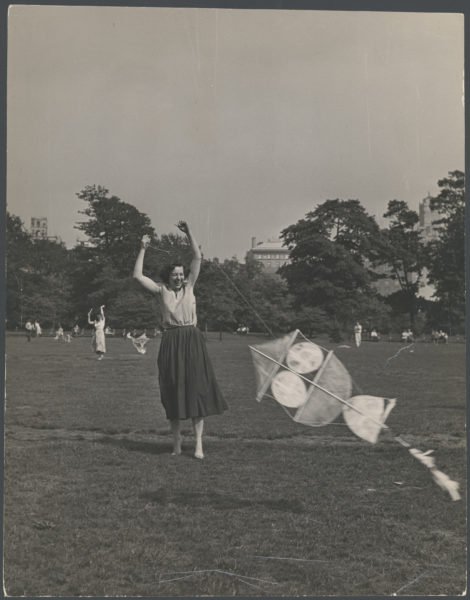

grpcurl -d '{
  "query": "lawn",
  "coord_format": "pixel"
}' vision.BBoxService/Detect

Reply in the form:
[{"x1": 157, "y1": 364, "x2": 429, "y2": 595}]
[{"x1": 3, "y1": 333, "x2": 467, "y2": 596}]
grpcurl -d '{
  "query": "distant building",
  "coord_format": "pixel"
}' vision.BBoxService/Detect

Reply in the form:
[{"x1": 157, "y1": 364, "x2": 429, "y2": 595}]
[
  {"x1": 370, "y1": 195, "x2": 439, "y2": 298},
  {"x1": 247, "y1": 236, "x2": 290, "y2": 274},
  {"x1": 30, "y1": 217, "x2": 48, "y2": 239},
  {"x1": 368, "y1": 263, "x2": 435, "y2": 299},
  {"x1": 418, "y1": 194, "x2": 440, "y2": 244},
  {"x1": 30, "y1": 216, "x2": 60, "y2": 242},
  {"x1": 417, "y1": 194, "x2": 439, "y2": 298},
  {"x1": 76, "y1": 240, "x2": 95, "y2": 248},
  {"x1": 370, "y1": 264, "x2": 401, "y2": 297}
]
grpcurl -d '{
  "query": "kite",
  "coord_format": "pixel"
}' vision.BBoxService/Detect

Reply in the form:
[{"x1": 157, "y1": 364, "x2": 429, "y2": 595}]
[
  {"x1": 249, "y1": 329, "x2": 460, "y2": 501},
  {"x1": 127, "y1": 331, "x2": 150, "y2": 354}
]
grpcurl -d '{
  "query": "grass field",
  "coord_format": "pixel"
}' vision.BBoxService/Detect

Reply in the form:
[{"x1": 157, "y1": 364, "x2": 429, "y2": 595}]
[{"x1": 3, "y1": 333, "x2": 467, "y2": 596}]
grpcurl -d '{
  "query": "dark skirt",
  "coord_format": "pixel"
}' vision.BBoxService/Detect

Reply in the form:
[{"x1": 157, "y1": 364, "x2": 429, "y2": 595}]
[{"x1": 157, "y1": 325, "x2": 228, "y2": 420}]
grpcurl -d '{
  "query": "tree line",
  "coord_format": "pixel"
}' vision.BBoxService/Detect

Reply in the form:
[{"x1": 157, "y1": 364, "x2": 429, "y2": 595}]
[{"x1": 6, "y1": 171, "x2": 465, "y2": 339}]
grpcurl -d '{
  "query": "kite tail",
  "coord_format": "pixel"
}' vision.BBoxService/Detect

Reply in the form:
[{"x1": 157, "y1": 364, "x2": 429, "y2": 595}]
[
  {"x1": 431, "y1": 468, "x2": 461, "y2": 501},
  {"x1": 408, "y1": 448, "x2": 461, "y2": 501}
]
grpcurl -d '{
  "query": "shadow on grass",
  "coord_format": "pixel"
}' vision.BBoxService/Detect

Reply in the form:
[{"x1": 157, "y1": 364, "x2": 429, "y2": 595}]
[
  {"x1": 139, "y1": 488, "x2": 305, "y2": 513},
  {"x1": 95, "y1": 436, "x2": 172, "y2": 456}
]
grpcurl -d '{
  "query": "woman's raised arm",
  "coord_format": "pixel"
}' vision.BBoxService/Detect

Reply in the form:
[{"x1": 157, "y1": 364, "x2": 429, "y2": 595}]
[
  {"x1": 133, "y1": 235, "x2": 162, "y2": 293},
  {"x1": 177, "y1": 221, "x2": 201, "y2": 286}
]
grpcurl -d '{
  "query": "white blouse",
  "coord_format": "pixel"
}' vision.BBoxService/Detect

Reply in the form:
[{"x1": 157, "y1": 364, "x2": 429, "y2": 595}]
[{"x1": 156, "y1": 283, "x2": 197, "y2": 329}]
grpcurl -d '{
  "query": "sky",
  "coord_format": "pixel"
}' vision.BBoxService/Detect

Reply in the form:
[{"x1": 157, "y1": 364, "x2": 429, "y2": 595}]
[{"x1": 7, "y1": 6, "x2": 464, "y2": 260}]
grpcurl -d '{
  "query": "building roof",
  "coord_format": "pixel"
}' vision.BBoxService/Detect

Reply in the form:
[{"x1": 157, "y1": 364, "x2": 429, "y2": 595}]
[{"x1": 252, "y1": 239, "x2": 289, "y2": 252}]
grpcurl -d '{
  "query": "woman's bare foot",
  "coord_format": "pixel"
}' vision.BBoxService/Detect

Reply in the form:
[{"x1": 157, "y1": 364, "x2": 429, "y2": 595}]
[
  {"x1": 194, "y1": 445, "x2": 204, "y2": 459},
  {"x1": 171, "y1": 433, "x2": 183, "y2": 455}
]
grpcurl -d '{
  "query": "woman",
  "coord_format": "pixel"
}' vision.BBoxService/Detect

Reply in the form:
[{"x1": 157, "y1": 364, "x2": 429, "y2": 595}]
[
  {"x1": 353, "y1": 321, "x2": 362, "y2": 348},
  {"x1": 25, "y1": 319, "x2": 33, "y2": 342},
  {"x1": 133, "y1": 221, "x2": 227, "y2": 459},
  {"x1": 34, "y1": 320, "x2": 42, "y2": 337},
  {"x1": 55, "y1": 324, "x2": 65, "y2": 341},
  {"x1": 88, "y1": 305, "x2": 106, "y2": 360}
]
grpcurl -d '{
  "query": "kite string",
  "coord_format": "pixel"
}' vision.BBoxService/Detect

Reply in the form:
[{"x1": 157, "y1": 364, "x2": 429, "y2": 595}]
[
  {"x1": 385, "y1": 343, "x2": 415, "y2": 366},
  {"x1": 213, "y1": 261, "x2": 275, "y2": 337},
  {"x1": 147, "y1": 233, "x2": 274, "y2": 335}
]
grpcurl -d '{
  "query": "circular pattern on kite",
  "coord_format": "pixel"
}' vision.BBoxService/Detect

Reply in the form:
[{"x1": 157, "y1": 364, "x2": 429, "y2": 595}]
[
  {"x1": 271, "y1": 370, "x2": 307, "y2": 408},
  {"x1": 342, "y1": 395, "x2": 385, "y2": 444},
  {"x1": 286, "y1": 342, "x2": 324, "y2": 374}
]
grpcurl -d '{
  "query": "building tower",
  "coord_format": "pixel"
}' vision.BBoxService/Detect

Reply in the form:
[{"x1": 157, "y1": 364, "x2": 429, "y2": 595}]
[
  {"x1": 418, "y1": 195, "x2": 439, "y2": 244},
  {"x1": 30, "y1": 217, "x2": 48, "y2": 240}
]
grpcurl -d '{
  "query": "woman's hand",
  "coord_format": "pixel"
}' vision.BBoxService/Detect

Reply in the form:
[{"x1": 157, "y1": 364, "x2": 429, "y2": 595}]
[
  {"x1": 141, "y1": 234, "x2": 151, "y2": 249},
  {"x1": 100, "y1": 305, "x2": 105, "y2": 310},
  {"x1": 176, "y1": 220, "x2": 189, "y2": 236}
]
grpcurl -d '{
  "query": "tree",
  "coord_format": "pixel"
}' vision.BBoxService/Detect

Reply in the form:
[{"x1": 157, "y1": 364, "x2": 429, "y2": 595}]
[
  {"x1": 193, "y1": 255, "x2": 298, "y2": 335},
  {"x1": 230, "y1": 261, "x2": 294, "y2": 334},
  {"x1": 426, "y1": 170, "x2": 465, "y2": 332},
  {"x1": 107, "y1": 288, "x2": 160, "y2": 330},
  {"x1": 6, "y1": 213, "x2": 76, "y2": 329},
  {"x1": 280, "y1": 199, "x2": 384, "y2": 335},
  {"x1": 67, "y1": 243, "x2": 101, "y2": 321},
  {"x1": 146, "y1": 232, "x2": 193, "y2": 280},
  {"x1": 70, "y1": 185, "x2": 169, "y2": 327},
  {"x1": 375, "y1": 200, "x2": 425, "y2": 326},
  {"x1": 22, "y1": 273, "x2": 72, "y2": 330},
  {"x1": 28, "y1": 238, "x2": 69, "y2": 276},
  {"x1": 74, "y1": 185, "x2": 156, "y2": 276},
  {"x1": 86, "y1": 262, "x2": 128, "y2": 309},
  {"x1": 6, "y1": 213, "x2": 34, "y2": 328},
  {"x1": 195, "y1": 258, "x2": 240, "y2": 331}
]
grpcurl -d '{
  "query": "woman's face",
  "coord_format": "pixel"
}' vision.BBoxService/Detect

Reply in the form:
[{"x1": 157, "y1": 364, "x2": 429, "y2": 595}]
[{"x1": 169, "y1": 266, "x2": 185, "y2": 290}]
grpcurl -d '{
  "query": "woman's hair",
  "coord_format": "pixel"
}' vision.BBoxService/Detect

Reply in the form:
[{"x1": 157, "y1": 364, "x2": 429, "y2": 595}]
[{"x1": 160, "y1": 263, "x2": 187, "y2": 285}]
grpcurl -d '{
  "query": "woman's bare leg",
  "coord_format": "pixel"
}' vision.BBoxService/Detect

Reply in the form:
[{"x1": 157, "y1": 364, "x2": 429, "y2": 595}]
[
  {"x1": 192, "y1": 417, "x2": 204, "y2": 459},
  {"x1": 170, "y1": 419, "x2": 182, "y2": 455}
]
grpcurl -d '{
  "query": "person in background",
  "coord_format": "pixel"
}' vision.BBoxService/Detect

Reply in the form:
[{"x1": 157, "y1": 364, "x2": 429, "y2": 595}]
[
  {"x1": 34, "y1": 320, "x2": 42, "y2": 337},
  {"x1": 55, "y1": 325, "x2": 65, "y2": 341},
  {"x1": 353, "y1": 322, "x2": 362, "y2": 348},
  {"x1": 25, "y1": 319, "x2": 33, "y2": 342},
  {"x1": 438, "y1": 330, "x2": 449, "y2": 344},
  {"x1": 402, "y1": 329, "x2": 414, "y2": 343},
  {"x1": 88, "y1": 305, "x2": 107, "y2": 360}
]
